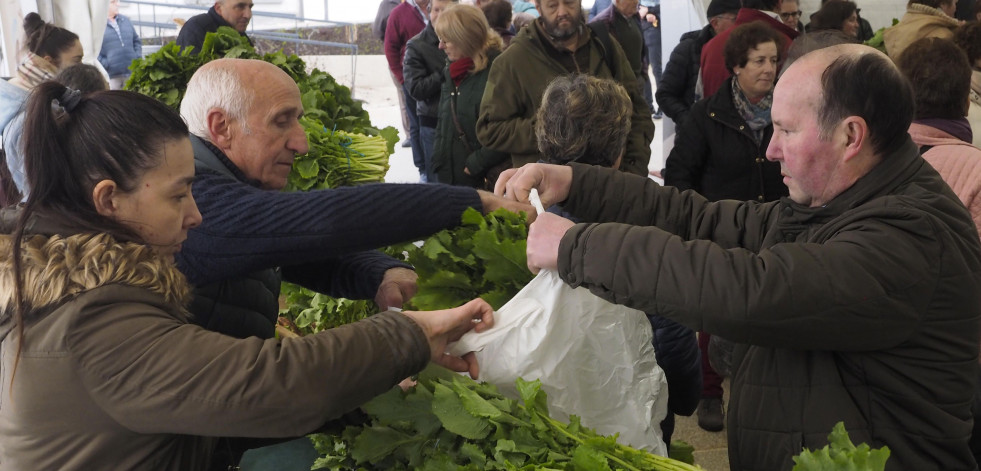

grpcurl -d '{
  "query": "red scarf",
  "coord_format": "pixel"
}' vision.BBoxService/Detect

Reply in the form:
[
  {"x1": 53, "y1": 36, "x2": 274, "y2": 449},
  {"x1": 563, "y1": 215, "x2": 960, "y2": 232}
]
[{"x1": 450, "y1": 57, "x2": 474, "y2": 86}]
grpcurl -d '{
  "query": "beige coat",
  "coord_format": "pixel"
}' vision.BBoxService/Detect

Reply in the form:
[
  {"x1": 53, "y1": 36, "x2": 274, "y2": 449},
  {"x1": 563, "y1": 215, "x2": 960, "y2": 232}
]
[
  {"x1": 0, "y1": 230, "x2": 429, "y2": 470},
  {"x1": 883, "y1": 3, "x2": 960, "y2": 60}
]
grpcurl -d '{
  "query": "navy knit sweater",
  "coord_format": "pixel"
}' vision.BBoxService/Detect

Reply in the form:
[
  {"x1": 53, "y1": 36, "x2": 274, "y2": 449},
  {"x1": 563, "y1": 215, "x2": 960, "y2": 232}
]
[{"x1": 176, "y1": 138, "x2": 484, "y2": 296}]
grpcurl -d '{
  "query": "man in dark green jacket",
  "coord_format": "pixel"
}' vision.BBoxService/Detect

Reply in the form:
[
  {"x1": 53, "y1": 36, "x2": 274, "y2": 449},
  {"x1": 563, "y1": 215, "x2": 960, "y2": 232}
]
[
  {"x1": 476, "y1": 0, "x2": 654, "y2": 177},
  {"x1": 497, "y1": 44, "x2": 981, "y2": 470}
]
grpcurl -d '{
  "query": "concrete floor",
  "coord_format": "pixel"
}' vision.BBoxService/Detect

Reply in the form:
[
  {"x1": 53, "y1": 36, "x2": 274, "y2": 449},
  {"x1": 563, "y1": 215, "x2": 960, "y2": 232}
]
[{"x1": 673, "y1": 379, "x2": 732, "y2": 471}]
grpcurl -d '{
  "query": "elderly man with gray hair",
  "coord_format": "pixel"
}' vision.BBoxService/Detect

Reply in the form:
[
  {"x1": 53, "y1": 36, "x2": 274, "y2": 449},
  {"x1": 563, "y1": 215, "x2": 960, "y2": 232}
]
[{"x1": 177, "y1": 57, "x2": 527, "y2": 470}]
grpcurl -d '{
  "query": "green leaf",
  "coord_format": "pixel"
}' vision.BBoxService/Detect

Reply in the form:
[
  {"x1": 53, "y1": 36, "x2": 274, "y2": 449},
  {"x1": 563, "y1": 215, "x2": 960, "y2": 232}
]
[
  {"x1": 453, "y1": 381, "x2": 504, "y2": 419},
  {"x1": 571, "y1": 445, "x2": 612, "y2": 471},
  {"x1": 516, "y1": 378, "x2": 549, "y2": 416},
  {"x1": 350, "y1": 425, "x2": 422, "y2": 464},
  {"x1": 460, "y1": 442, "x2": 488, "y2": 467},
  {"x1": 296, "y1": 158, "x2": 320, "y2": 179},
  {"x1": 431, "y1": 382, "x2": 491, "y2": 439},
  {"x1": 362, "y1": 386, "x2": 442, "y2": 436}
]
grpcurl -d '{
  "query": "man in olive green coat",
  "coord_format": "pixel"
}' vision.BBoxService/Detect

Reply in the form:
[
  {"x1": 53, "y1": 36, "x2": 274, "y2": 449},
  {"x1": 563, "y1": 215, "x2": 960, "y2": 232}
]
[
  {"x1": 497, "y1": 44, "x2": 981, "y2": 471},
  {"x1": 476, "y1": 0, "x2": 654, "y2": 177}
]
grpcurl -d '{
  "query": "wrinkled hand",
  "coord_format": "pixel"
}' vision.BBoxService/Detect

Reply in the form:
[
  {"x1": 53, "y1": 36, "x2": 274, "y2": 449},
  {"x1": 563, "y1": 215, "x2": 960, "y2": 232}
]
[
  {"x1": 493, "y1": 163, "x2": 573, "y2": 209},
  {"x1": 402, "y1": 298, "x2": 495, "y2": 379},
  {"x1": 526, "y1": 212, "x2": 575, "y2": 273},
  {"x1": 375, "y1": 267, "x2": 418, "y2": 311},
  {"x1": 477, "y1": 190, "x2": 537, "y2": 223}
]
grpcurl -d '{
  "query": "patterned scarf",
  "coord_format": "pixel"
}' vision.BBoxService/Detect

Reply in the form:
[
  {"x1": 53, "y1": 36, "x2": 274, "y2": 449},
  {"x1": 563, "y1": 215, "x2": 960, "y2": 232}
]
[
  {"x1": 15, "y1": 53, "x2": 57, "y2": 90},
  {"x1": 730, "y1": 77, "x2": 773, "y2": 145}
]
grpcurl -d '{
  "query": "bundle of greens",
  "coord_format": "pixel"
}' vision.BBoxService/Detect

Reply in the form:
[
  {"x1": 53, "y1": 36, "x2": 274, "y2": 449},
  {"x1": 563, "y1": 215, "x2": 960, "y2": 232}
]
[
  {"x1": 405, "y1": 207, "x2": 532, "y2": 311},
  {"x1": 792, "y1": 422, "x2": 890, "y2": 471},
  {"x1": 310, "y1": 366, "x2": 701, "y2": 471},
  {"x1": 286, "y1": 124, "x2": 392, "y2": 191},
  {"x1": 279, "y1": 208, "x2": 531, "y2": 336}
]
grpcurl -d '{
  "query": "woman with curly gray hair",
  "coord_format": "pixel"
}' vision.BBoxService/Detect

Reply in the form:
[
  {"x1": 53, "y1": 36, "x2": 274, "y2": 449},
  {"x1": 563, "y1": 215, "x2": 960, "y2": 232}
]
[{"x1": 535, "y1": 74, "x2": 632, "y2": 169}]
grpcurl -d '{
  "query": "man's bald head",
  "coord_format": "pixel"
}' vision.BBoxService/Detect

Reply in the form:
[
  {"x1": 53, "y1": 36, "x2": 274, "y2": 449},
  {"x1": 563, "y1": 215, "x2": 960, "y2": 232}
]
[
  {"x1": 181, "y1": 58, "x2": 295, "y2": 139},
  {"x1": 779, "y1": 44, "x2": 914, "y2": 157},
  {"x1": 181, "y1": 58, "x2": 308, "y2": 190}
]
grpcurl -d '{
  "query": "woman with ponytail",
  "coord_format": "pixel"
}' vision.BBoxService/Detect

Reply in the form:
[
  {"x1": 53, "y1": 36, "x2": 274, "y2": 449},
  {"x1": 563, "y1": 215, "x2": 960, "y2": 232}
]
[
  {"x1": 0, "y1": 13, "x2": 82, "y2": 205},
  {"x1": 430, "y1": 3, "x2": 509, "y2": 188},
  {"x1": 0, "y1": 86, "x2": 493, "y2": 469}
]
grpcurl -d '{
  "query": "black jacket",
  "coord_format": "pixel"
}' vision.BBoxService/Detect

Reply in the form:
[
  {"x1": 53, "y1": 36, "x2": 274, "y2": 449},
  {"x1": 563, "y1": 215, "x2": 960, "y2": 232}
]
[
  {"x1": 403, "y1": 24, "x2": 445, "y2": 125},
  {"x1": 655, "y1": 25, "x2": 713, "y2": 123},
  {"x1": 175, "y1": 6, "x2": 252, "y2": 54},
  {"x1": 663, "y1": 76, "x2": 786, "y2": 203}
]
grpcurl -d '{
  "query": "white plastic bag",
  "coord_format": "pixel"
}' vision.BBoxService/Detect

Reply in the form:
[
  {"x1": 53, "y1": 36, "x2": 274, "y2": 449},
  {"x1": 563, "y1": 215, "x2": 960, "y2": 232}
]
[{"x1": 448, "y1": 270, "x2": 669, "y2": 455}]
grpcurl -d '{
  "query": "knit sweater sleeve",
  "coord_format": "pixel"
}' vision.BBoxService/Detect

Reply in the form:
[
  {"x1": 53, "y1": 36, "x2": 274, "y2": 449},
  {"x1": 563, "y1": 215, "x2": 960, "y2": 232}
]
[
  {"x1": 282, "y1": 251, "x2": 409, "y2": 301},
  {"x1": 176, "y1": 171, "x2": 482, "y2": 286}
]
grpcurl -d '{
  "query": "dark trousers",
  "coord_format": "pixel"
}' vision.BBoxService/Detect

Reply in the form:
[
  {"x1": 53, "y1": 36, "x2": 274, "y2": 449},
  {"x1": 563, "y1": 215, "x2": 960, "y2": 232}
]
[
  {"x1": 402, "y1": 82, "x2": 426, "y2": 182},
  {"x1": 699, "y1": 332, "x2": 724, "y2": 398}
]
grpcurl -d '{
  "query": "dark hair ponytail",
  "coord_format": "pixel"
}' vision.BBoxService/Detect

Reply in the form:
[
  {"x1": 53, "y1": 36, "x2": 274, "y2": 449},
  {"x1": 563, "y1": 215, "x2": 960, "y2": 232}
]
[
  {"x1": 22, "y1": 13, "x2": 79, "y2": 63},
  {"x1": 9, "y1": 84, "x2": 189, "y2": 384}
]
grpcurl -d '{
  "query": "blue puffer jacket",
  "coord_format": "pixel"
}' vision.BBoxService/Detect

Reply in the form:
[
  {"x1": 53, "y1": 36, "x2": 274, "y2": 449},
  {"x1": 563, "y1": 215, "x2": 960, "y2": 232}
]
[{"x1": 98, "y1": 14, "x2": 142, "y2": 78}]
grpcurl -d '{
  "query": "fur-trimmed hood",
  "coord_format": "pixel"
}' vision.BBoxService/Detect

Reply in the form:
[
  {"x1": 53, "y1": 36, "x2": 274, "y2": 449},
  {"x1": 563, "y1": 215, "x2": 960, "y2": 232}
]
[{"x1": 0, "y1": 231, "x2": 192, "y2": 341}]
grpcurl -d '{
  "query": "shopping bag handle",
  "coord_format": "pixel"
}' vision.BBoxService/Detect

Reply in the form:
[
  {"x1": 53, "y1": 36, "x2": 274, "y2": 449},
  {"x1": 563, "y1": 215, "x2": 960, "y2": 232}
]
[{"x1": 529, "y1": 188, "x2": 545, "y2": 215}]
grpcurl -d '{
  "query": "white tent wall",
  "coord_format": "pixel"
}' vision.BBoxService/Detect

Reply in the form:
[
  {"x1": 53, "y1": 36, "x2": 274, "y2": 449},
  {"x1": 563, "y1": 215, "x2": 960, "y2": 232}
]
[{"x1": 0, "y1": 0, "x2": 107, "y2": 77}]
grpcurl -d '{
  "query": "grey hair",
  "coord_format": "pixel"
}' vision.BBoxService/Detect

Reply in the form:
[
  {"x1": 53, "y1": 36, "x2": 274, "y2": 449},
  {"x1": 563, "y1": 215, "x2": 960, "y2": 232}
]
[
  {"x1": 180, "y1": 64, "x2": 255, "y2": 140},
  {"x1": 535, "y1": 74, "x2": 631, "y2": 167}
]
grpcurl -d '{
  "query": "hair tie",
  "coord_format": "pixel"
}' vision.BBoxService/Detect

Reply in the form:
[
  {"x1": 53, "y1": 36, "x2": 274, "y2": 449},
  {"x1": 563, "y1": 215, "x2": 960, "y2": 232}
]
[{"x1": 58, "y1": 88, "x2": 82, "y2": 112}]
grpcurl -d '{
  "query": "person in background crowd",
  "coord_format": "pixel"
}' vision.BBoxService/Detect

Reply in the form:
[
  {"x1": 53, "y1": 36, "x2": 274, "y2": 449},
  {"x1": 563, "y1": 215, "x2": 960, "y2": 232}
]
[
  {"x1": 0, "y1": 84, "x2": 495, "y2": 471},
  {"x1": 477, "y1": 0, "x2": 654, "y2": 176},
  {"x1": 537, "y1": 75, "x2": 631, "y2": 169},
  {"x1": 640, "y1": 1, "x2": 663, "y2": 118},
  {"x1": 176, "y1": 57, "x2": 528, "y2": 469},
  {"x1": 498, "y1": 43, "x2": 981, "y2": 471},
  {"x1": 373, "y1": 0, "x2": 410, "y2": 148},
  {"x1": 512, "y1": 11, "x2": 536, "y2": 30},
  {"x1": 955, "y1": 0, "x2": 977, "y2": 21},
  {"x1": 99, "y1": 0, "x2": 142, "y2": 90},
  {"x1": 512, "y1": 0, "x2": 540, "y2": 17},
  {"x1": 0, "y1": 13, "x2": 82, "y2": 207},
  {"x1": 386, "y1": 0, "x2": 431, "y2": 179},
  {"x1": 778, "y1": 29, "x2": 856, "y2": 76},
  {"x1": 431, "y1": 4, "x2": 509, "y2": 188},
  {"x1": 896, "y1": 37, "x2": 981, "y2": 240},
  {"x1": 655, "y1": 0, "x2": 739, "y2": 124},
  {"x1": 404, "y1": 0, "x2": 456, "y2": 183},
  {"x1": 699, "y1": 0, "x2": 798, "y2": 99},
  {"x1": 176, "y1": 0, "x2": 253, "y2": 52},
  {"x1": 373, "y1": 0, "x2": 401, "y2": 41},
  {"x1": 589, "y1": 0, "x2": 612, "y2": 21},
  {"x1": 808, "y1": 0, "x2": 861, "y2": 39},
  {"x1": 806, "y1": 0, "x2": 873, "y2": 40},
  {"x1": 535, "y1": 74, "x2": 702, "y2": 445},
  {"x1": 883, "y1": 0, "x2": 960, "y2": 59},
  {"x1": 664, "y1": 23, "x2": 788, "y2": 433},
  {"x1": 5, "y1": 64, "x2": 108, "y2": 202},
  {"x1": 952, "y1": 23, "x2": 981, "y2": 148},
  {"x1": 779, "y1": 0, "x2": 806, "y2": 33},
  {"x1": 481, "y1": 0, "x2": 516, "y2": 47},
  {"x1": 590, "y1": 0, "x2": 655, "y2": 117}
]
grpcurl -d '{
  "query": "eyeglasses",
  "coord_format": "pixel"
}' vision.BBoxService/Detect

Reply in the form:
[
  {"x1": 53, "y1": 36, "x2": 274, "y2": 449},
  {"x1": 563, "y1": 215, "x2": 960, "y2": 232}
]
[{"x1": 779, "y1": 10, "x2": 803, "y2": 20}]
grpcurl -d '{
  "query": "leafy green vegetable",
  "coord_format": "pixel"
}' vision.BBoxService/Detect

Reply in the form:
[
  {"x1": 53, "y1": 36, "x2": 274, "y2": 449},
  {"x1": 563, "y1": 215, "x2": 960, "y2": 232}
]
[
  {"x1": 791, "y1": 422, "x2": 890, "y2": 471},
  {"x1": 280, "y1": 208, "x2": 530, "y2": 335},
  {"x1": 310, "y1": 366, "x2": 702, "y2": 470}
]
